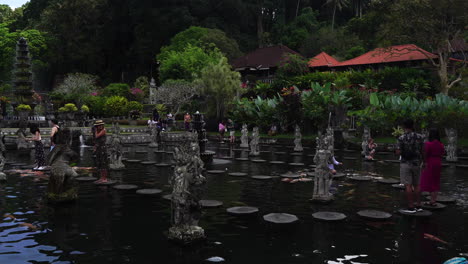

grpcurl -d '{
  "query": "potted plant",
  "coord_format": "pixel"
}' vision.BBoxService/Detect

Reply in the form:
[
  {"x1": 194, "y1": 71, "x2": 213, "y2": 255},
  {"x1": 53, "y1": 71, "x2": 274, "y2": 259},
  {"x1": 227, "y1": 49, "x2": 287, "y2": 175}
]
[
  {"x1": 127, "y1": 101, "x2": 143, "y2": 126},
  {"x1": 58, "y1": 103, "x2": 78, "y2": 120},
  {"x1": 16, "y1": 104, "x2": 32, "y2": 119}
]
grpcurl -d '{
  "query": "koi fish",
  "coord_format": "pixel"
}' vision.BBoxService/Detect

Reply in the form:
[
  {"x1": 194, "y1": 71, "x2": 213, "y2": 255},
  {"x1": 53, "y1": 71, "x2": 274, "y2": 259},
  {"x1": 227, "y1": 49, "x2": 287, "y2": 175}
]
[
  {"x1": 3, "y1": 214, "x2": 16, "y2": 220},
  {"x1": 424, "y1": 233, "x2": 448, "y2": 244},
  {"x1": 19, "y1": 223, "x2": 38, "y2": 231}
]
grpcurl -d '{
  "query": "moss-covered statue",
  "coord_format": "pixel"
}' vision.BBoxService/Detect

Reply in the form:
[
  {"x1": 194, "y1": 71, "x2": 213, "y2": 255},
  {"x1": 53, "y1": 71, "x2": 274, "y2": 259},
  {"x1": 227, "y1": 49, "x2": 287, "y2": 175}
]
[{"x1": 46, "y1": 128, "x2": 78, "y2": 203}]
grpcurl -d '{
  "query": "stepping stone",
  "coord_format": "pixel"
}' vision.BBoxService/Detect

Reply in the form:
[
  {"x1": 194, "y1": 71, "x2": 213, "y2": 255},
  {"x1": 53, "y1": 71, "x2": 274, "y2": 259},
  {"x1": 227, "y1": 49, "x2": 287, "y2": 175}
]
[
  {"x1": 441, "y1": 163, "x2": 450, "y2": 167},
  {"x1": 76, "y1": 176, "x2": 98, "y2": 182},
  {"x1": 155, "y1": 163, "x2": 171, "y2": 167},
  {"x1": 21, "y1": 165, "x2": 35, "y2": 169},
  {"x1": 306, "y1": 172, "x2": 315, "y2": 177},
  {"x1": 269, "y1": 161, "x2": 286, "y2": 165},
  {"x1": 206, "y1": 170, "x2": 225, "y2": 174},
  {"x1": 307, "y1": 154, "x2": 315, "y2": 157},
  {"x1": 251, "y1": 159, "x2": 267, "y2": 163},
  {"x1": 10, "y1": 163, "x2": 26, "y2": 166},
  {"x1": 154, "y1": 150, "x2": 165, "y2": 153},
  {"x1": 288, "y1": 163, "x2": 305, "y2": 166},
  {"x1": 94, "y1": 180, "x2": 117, "y2": 186},
  {"x1": 378, "y1": 178, "x2": 400, "y2": 184},
  {"x1": 263, "y1": 213, "x2": 298, "y2": 224},
  {"x1": 135, "y1": 151, "x2": 148, "y2": 154},
  {"x1": 348, "y1": 176, "x2": 373, "y2": 181},
  {"x1": 312, "y1": 211, "x2": 347, "y2": 221},
  {"x1": 456, "y1": 165, "x2": 468, "y2": 168},
  {"x1": 228, "y1": 172, "x2": 247, "y2": 177},
  {"x1": 274, "y1": 152, "x2": 286, "y2": 155},
  {"x1": 200, "y1": 200, "x2": 223, "y2": 208},
  {"x1": 309, "y1": 165, "x2": 317, "y2": 168},
  {"x1": 392, "y1": 184, "x2": 405, "y2": 189},
  {"x1": 113, "y1": 184, "x2": 138, "y2": 190},
  {"x1": 259, "y1": 151, "x2": 270, "y2": 154},
  {"x1": 125, "y1": 159, "x2": 141, "y2": 163},
  {"x1": 280, "y1": 172, "x2": 300, "y2": 178},
  {"x1": 235, "y1": 158, "x2": 249, "y2": 161},
  {"x1": 162, "y1": 194, "x2": 172, "y2": 200},
  {"x1": 226, "y1": 206, "x2": 259, "y2": 215},
  {"x1": 357, "y1": 210, "x2": 392, "y2": 220},
  {"x1": 232, "y1": 149, "x2": 245, "y2": 151},
  {"x1": 136, "y1": 188, "x2": 162, "y2": 195},
  {"x1": 333, "y1": 173, "x2": 346, "y2": 178},
  {"x1": 428, "y1": 195, "x2": 456, "y2": 203},
  {"x1": 458, "y1": 157, "x2": 468, "y2": 160},
  {"x1": 343, "y1": 157, "x2": 358, "y2": 160},
  {"x1": 121, "y1": 158, "x2": 128, "y2": 161},
  {"x1": 385, "y1": 160, "x2": 400, "y2": 163},
  {"x1": 421, "y1": 202, "x2": 446, "y2": 210},
  {"x1": 291, "y1": 153, "x2": 303, "y2": 156},
  {"x1": 398, "y1": 209, "x2": 432, "y2": 217},
  {"x1": 140, "y1": 161, "x2": 156, "y2": 165},
  {"x1": 251, "y1": 175, "x2": 273, "y2": 180},
  {"x1": 344, "y1": 149, "x2": 357, "y2": 153}
]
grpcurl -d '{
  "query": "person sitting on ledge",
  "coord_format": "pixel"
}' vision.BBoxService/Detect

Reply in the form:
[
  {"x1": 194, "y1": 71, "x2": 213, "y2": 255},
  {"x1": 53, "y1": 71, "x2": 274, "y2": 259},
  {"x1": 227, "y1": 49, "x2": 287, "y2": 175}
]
[{"x1": 364, "y1": 138, "x2": 377, "y2": 160}]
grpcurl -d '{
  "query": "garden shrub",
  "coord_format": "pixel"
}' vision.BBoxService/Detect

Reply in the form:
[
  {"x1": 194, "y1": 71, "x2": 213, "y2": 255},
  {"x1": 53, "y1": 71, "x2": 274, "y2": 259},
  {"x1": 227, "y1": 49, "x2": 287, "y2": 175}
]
[
  {"x1": 104, "y1": 96, "x2": 128, "y2": 117},
  {"x1": 102, "y1": 83, "x2": 130, "y2": 98}
]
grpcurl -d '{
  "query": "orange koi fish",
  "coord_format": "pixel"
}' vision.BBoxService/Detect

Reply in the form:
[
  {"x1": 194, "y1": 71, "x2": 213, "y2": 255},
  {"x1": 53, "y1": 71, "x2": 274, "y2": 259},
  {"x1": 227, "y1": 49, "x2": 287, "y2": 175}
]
[
  {"x1": 19, "y1": 223, "x2": 38, "y2": 231},
  {"x1": 3, "y1": 214, "x2": 16, "y2": 220},
  {"x1": 424, "y1": 233, "x2": 448, "y2": 244}
]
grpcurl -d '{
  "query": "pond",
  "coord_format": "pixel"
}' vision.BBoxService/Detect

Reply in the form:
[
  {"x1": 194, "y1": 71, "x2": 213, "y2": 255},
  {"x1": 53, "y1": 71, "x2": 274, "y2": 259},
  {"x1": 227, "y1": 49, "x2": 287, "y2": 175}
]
[{"x1": 1, "y1": 143, "x2": 467, "y2": 264}]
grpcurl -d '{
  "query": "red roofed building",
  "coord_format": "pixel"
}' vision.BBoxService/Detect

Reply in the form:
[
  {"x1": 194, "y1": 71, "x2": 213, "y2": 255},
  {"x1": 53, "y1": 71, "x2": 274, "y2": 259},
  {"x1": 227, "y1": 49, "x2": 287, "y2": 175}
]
[
  {"x1": 308, "y1": 52, "x2": 340, "y2": 69},
  {"x1": 232, "y1": 45, "x2": 302, "y2": 82}
]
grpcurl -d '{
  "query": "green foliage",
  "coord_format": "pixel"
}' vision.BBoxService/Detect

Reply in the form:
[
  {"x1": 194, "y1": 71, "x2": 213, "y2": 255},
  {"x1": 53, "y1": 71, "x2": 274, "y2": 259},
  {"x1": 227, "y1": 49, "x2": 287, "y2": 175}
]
[
  {"x1": 15, "y1": 104, "x2": 31, "y2": 112},
  {"x1": 133, "y1": 76, "x2": 149, "y2": 96},
  {"x1": 55, "y1": 73, "x2": 98, "y2": 106},
  {"x1": 82, "y1": 96, "x2": 106, "y2": 117},
  {"x1": 81, "y1": 105, "x2": 89, "y2": 113},
  {"x1": 274, "y1": 7, "x2": 319, "y2": 51},
  {"x1": 104, "y1": 96, "x2": 129, "y2": 117},
  {"x1": 126, "y1": 101, "x2": 143, "y2": 112},
  {"x1": 58, "y1": 103, "x2": 78, "y2": 112},
  {"x1": 275, "y1": 54, "x2": 309, "y2": 79},
  {"x1": 230, "y1": 96, "x2": 282, "y2": 131},
  {"x1": 103, "y1": 83, "x2": 130, "y2": 98}
]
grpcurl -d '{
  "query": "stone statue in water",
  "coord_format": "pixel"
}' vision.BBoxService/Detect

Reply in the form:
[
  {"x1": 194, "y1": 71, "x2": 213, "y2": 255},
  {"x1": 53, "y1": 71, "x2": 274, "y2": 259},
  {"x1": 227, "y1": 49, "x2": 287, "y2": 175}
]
[
  {"x1": 249, "y1": 126, "x2": 260, "y2": 156},
  {"x1": 16, "y1": 127, "x2": 28, "y2": 150},
  {"x1": 109, "y1": 123, "x2": 125, "y2": 170},
  {"x1": 361, "y1": 127, "x2": 370, "y2": 157},
  {"x1": 0, "y1": 131, "x2": 6, "y2": 181},
  {"x1": 312, "y1": 126, "x2": 334, "y2": 202},
  {"x1": 293, "y1": 124, "x2": 303, "y2": 152},
  {"x1": 168, "y1": 132, "x2": 206, "y2": 243},
  {"x1": 46, "y1": 128, "x2": 78, "y2": 203},
  {"x1": 240, "y1": 124, "x2": 249, "y2": 148},
  {"x1": 445, "y1": 128, "x2": 458, "y2": 162}
]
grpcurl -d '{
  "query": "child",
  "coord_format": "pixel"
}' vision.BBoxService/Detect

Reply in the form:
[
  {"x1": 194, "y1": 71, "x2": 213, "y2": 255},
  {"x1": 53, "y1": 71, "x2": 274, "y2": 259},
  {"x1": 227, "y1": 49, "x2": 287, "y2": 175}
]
[{"x1": 218, "y1": 121, "x2": 226, "y2": 142}]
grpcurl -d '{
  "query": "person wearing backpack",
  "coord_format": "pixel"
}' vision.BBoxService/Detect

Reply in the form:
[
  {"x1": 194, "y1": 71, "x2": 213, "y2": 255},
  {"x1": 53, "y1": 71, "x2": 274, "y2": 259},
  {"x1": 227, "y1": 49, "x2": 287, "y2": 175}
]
[{"x1": 395, "y1": 119, "x2": 424, "y2": 213}]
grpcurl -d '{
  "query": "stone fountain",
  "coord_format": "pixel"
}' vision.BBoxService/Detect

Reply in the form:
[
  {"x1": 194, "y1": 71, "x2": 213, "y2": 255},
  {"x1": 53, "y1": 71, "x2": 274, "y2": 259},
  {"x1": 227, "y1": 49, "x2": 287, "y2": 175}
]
[
  {"x1": 293, "y1": 124, "x2": 303, "y2": 152},
  {"x1": 168, "y1": 132, "x2": 206, "y2": 244},
  {"x1": 191, "y1": 112, "x2": 215, "y2": 164},
  {"x1": 249, "y1": 126, "x2": 260, "y2": 156},
  {"x1": 148, "y1": 121, "x2": 158, "y2": 148},
  {"x1": 240, "y1": 124, "x2": 249, "y2": 148},
  {"x1": 312, "y1": 118, "x2": 334, "y2": 202},
  {"x1": 109, "y1": 123, "x2": 125, "y2": 170}
]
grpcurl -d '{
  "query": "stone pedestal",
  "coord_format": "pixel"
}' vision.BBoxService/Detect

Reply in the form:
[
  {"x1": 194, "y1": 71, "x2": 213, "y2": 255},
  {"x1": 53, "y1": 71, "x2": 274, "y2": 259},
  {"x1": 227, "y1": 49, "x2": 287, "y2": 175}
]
[
  {"x1": 108, "y1": 127, "x2": 125, "y2": 170},
  {"x1": 249, "y1": 127, "x2": 260, "y2": 156},
  {"x1": 445, "y1": 128, "x2": 458, "y2": 162},
  {"x1": 311, "y1": 128, "x2": 334, "y2": 202},
  {"x1": 293, "y1": 124, "x2": 303, "y2": 152},
  {"x1": 240, "y1": 124, "x2": 249, "y2": 148},
  {"x1": 148, "y1": 126, "x2": 158, "y2": 148},
  {"x1": 361, "y1": 127, "x2": 370, "y2": 157}
]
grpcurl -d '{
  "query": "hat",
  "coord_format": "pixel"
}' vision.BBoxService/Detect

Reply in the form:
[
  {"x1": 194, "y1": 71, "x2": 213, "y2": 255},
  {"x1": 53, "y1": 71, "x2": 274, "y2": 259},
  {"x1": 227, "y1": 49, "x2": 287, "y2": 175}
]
[{"x1": 94, "y1": 120, "x2": 105, "y2": 126}]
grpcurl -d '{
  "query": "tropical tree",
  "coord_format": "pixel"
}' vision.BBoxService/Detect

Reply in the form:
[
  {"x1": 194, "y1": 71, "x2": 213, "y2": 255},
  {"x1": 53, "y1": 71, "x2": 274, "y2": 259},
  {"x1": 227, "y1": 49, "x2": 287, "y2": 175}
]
[
  {"x1": 325, "y1": 0, "x2": 349, "y2": 31},
  {"x1": 152, "y1": 80, "x2": 200, "y2": 117}
]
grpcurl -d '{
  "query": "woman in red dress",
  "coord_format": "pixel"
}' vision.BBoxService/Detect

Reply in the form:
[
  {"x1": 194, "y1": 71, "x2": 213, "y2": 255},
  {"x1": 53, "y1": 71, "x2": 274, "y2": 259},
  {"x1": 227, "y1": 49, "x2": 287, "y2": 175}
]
[{"x1": 420, "y1": 129, "x2": 445, "y2": 206}]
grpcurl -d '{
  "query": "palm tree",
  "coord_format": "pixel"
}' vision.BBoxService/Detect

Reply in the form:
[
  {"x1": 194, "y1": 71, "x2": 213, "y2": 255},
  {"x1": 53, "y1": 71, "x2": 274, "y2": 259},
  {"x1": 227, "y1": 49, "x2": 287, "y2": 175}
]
[{"x1": 325, "y1": 0, "x2": 349, "y2": 31}]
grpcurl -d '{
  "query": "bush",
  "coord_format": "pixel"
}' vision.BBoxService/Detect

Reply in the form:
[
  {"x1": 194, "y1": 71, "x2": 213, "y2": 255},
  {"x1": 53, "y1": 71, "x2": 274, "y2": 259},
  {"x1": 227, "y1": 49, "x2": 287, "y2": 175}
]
[
  {"x1": 16, "y1": 104, "x2": 31, "y2": 112},
  {"x1": 102, "y1": 83, "x2": 130, "y2": 98},
  {"x1": 81, "y1": 105, "x2": 90, "y2": 113},
  {"x1": 58, "y1": 103, "x2": 78, "y2": 112},
  {"x1": 104, "y1": 96, "x2": 128, "y2": 117},
  {"x1": 83, "y1": 96, "x2": 106, "y2": 117}
]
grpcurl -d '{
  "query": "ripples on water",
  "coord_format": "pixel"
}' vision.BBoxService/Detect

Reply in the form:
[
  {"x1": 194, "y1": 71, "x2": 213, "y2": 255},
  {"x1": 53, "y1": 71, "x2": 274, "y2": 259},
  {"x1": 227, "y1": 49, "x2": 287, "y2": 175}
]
[{"x1": 0, "y1": 144, "x2": 467, "y2": 264}]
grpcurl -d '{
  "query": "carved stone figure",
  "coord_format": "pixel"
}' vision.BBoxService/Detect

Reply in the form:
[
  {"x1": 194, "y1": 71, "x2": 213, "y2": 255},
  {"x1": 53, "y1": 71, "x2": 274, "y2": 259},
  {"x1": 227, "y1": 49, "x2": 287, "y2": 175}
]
[
  {"x1": 109, "y1": 123, "x2": 125, "y2": 170},
  {"x1": 445, "y1": 128, "x2": 458, "y2": 162},
  {"x1": 46, "y1": 128, "x2": 79, "y2": 203},
  {"x1": 16, "y1": 127, "x2": 29, "y2": 150},
  {"x1": 293, "y1": 124, "x2": 303, "y2": 152},
  {"x1": 240, "y1": 124, "x2": 249, "y2": 148},
  {"x1": 312, "y1": 127, "x2": 334, "y2": 202},
  {"x1": 361, "y1": 127, "x2": 370, "y2": 157},
  {"x1": 148, "y1": 124, "x2": 158, "y2": 148},
  {"x1": 168, "y1": 132, "x2": 206, "y2": 243},
  {"x1": 0, "y1": 131, "x2": 6, "y2": 181},
  {"x1": 249, "y1": 127, "x2": 260, "y2": 156}
]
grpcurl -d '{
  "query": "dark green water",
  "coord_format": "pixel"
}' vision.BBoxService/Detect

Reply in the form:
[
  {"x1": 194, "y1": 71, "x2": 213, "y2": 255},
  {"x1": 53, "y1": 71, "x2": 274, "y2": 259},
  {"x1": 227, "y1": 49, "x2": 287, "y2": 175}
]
[{"x1": 1, "y1": 143, "x2": 467, "y2": 264}]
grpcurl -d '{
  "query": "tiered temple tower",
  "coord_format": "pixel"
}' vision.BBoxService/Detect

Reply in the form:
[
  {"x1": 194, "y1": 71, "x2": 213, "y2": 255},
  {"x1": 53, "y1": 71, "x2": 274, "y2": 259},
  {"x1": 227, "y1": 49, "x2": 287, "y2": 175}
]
[{"x1": 13, "y1": 37, "x2": 34, "y2": 106}]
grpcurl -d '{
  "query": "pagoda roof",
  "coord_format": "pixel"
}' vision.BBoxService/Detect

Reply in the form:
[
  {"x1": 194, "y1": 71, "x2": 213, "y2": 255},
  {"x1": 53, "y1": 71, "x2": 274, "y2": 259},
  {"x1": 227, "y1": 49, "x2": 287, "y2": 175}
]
[{"x1": 308, "y1": 52, "x2": 340, "y2": 67}]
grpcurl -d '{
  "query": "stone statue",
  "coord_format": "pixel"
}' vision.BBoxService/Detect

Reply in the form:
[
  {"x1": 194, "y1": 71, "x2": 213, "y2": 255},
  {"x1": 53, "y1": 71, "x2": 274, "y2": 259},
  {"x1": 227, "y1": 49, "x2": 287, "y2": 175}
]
[
  {"x1": 293, "y1": 124, "x2": 303, "y2": 152},
  {"x1": 0, "y1": 131, "x2": 6, "y2": 181},
  {"x1": 312, "y1": 131, "x2": 334, "y2": 202},
  {"x1": 16, "y1": 127, "x2": 28, "y2": 150},
  {"x1": 108, "y1": 123, "x2": 125, "y2": 170},
  {"x1": 168, "y1": 132, "x2": 206, "y2": 243},
  {"x1": 46, "y1": 128, "x2": 79, "y2": 203},
  {"x1": 361, "y1": 127, "x2": 370, "y2": 157},
  {"x1": 249, "y1": 127, "x2": 260, "y2": 156},
  {"x1": 240, "y1": 124, "x2": 249, "y2": 148},
  {"x1": 445, "y1": 128, "x2": 458, "y2": 162},
  {"x1": 148, "y1": 122, "x2": 158, "y2": 148}
]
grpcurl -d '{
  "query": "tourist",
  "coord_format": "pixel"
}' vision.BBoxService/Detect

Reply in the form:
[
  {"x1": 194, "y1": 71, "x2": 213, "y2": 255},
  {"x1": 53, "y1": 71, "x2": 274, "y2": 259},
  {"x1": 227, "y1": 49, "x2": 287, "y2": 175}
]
[
  {"x1": 184, "y1": 113, "x2": 191, "y2": 131},
  {"x1": 396, "y1": 119, "x2": 424, "y2": 213},
  {"x1": 152, "y1": 108, "x2": 160, "y2": 122},
  {"x1": 420, "y1": 128, "x2": 445, "y2": 206},
  {"x1": 328, "y1": 156, "x2": 342, "y2": 174},
  {"x1": 268, "y1": 125, "x2": 277, "y2": 136},
  {"x1": 218, "y1": 121, "x2": 226, "y2": 142},
  {"x1": 49, "y1": 119, "x2": 59, "y2": 151},
  {"x1": 167, "y1": 112, "x2": 174, "y2": 131},
  {"x1": 147, "y1": 116, "x2": 158, "y2": 129},
  {"x1": 226, "y1": 119, "x2": 235, "y2": 144},
  {"x1": 93, "y1": 120, "x2": 109, "y2": 183},
  {"x1": 364, "y1": 138, "x2": 377, "y2": 160},
  {"x1": 27, "y1": 124, "x2": 45, "y2": 170}
]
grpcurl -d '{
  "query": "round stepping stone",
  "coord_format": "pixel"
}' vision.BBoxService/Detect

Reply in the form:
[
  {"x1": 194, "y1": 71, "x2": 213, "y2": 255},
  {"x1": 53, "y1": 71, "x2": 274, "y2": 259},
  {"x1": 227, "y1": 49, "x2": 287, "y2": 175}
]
[
  {"x1": 113, "y1": 184, "x2": 138, "y2": 190},
  {"x1": 228, "y1": 172, "x2": 247, "y2": 177},
  {"x1": 94, "y1": 180, "x2": 117, "y2": 186},
  {"x1": 200, "y1": 200, "x2": 223, "y2": 208},
  {"x1": 430, "y1": 195, "x2": 456, "y2": 203},
  {"x1": 235, "y1": 158, "x2": 249, "y2": 161},
  {"x1": 259, "y1": 151, "x2": 270, "y2": 154},
  {"x1": 343, "y1": 157, "x2": 358, "y2": 160},
  {"x1": 280, "y1": 172, "x2": 300, "y2": 178},
  {"x1": 456, "y1": 165, "x2": 468, "y2": 168},
  {"x1": 392, "y1": 184, "x2": 405, "y2": 189},
  {"x1": 344, "y1": 149, "x2": 356, "y2": 153},
  {"x1": 162, "y1": 194, "x2": 172, "y2": 200},
  {"x1": 312, "y1": 211, "x2": 347, "y2": 221},
  {"x1": 398, "y1": 209, "x2": 432, "y2": 217},
  {"x1": 10, "y1": 163, "x2": 26, "y2": 166},
  {"x1": 263, "y1": 213, "x2": 298, "y2": 224},
  {"x1": 421, "y1": 202, "x2": 446, "y2": 210},
  {"x1": 140, "y1": 161, "x2": 156, "y2": 165},
  {"x1": 333, "y1": 173, "x2": 346, "y2": 178},
  {"x1": 274, "y1": 152, "x2": 286, "y2": 155},
  {"x1": 251, "y1": 175, "x2": 273, "y2": 180},
  {"x1": 306, "y1": 172, "x2": 315, "y2": 177},
  {"x1": 288, "y1": 163, "x2": 305, "y2": 166},
  {"x1": 76, "y1": 176, "x2": 98, "y2": 182},
  {"x1": 291, "y1": 153, "x2": 303, "y2": 156},
  {"x1": 378, "y1": 178, "x2": 400, "y2": 184},
  {"x1": 165, "y1": 151, "x2": 173, "y2": 155},
  {"x1": 155, "y1": 163, "x2": 171, "y2": 167},
  {"x1": 385, "y1": 160, "x2": 400, "y2": 163},
  {"x1": 309, "y1": 165, "x2": 317, "y2": 168},
  {"x1": 226, "y1": 206, "x2": 259, "y2": 215},
  {"x1": 269, "y1": 161, "x2": 286, "y2": 164},
  {"x1": 125, "y1": 159, "x2": 141, "y2": 163},
  {"x1": 441, "y1": 163, "x2": 450, "y2": 167},
  {"x1": 135, "y1": 151, "x2": 148, "y2": 154},
  {"x1": 251, "y1": 159, "x2": 267, "y2": 163},
  {"x1": 154, "y1": 150, "x2": 165, "y2": 153},
  {"x1": 136, "y1": 188, "x2": 162, "y2": 195},
  {"x1": 357, "y1": 210, "x2": 392, "y2": 220},
  {"x1": 348, "y1": 176, "x2": 373, "y2": 181},
  {"x1": 206, "y1": 170, "x2": 225, "y2": 174},
  {"x1": 121, "y1": 158, "x2": 128, "y2": 161}
]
